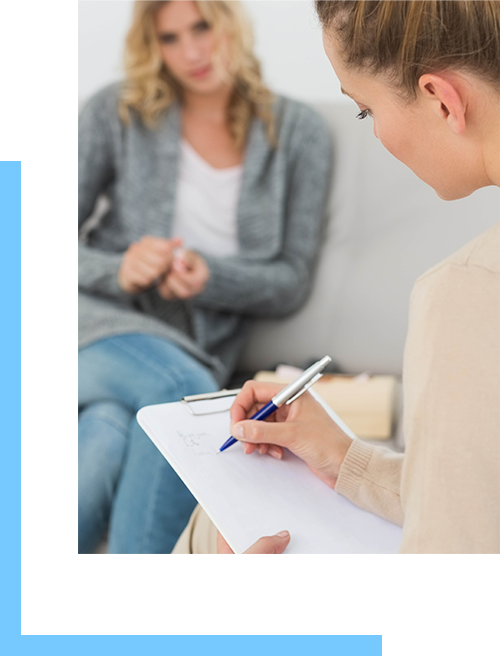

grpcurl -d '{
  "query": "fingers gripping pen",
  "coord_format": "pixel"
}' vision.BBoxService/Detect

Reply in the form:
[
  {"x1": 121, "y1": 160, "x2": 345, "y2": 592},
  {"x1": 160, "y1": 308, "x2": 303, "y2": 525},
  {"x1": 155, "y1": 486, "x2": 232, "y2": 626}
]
[{"x1": 219, "y1": 355, "x2": 332, "y2": 452}]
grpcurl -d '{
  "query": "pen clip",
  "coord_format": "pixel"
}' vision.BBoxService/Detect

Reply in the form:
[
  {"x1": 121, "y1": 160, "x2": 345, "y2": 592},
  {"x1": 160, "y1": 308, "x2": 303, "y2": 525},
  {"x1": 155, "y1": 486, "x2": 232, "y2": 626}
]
[{"x1": 285, "y1": 372, "x2": 323, "y2": 405}]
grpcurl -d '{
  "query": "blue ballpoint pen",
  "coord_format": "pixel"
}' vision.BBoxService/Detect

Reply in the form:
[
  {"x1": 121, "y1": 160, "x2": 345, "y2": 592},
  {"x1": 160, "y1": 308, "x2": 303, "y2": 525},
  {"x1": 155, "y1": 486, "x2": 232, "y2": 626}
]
[{"x1": 219, "y1": 355, "x2": 332, "y2": 452}]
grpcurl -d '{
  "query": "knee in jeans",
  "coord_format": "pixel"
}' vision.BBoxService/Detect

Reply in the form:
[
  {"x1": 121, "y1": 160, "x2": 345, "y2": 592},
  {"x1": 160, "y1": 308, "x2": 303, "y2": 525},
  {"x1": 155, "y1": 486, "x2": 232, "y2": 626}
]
[
  {"x1": 182, "y1": 369, "x2": 219, "y2": 398},
  {"x1": 79, "y1": 400, "x2": 131, "y2": 430},
  {"x1": 141, "y1": 366, "x2": 218, "y2": 407}
]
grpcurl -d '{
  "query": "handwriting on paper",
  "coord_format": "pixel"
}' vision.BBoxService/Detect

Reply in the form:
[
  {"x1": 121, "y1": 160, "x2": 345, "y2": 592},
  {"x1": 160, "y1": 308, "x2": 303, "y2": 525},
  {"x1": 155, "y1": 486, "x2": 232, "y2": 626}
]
[{"x1": 176, "y1": 430, "x2": 218, "y2": 456}]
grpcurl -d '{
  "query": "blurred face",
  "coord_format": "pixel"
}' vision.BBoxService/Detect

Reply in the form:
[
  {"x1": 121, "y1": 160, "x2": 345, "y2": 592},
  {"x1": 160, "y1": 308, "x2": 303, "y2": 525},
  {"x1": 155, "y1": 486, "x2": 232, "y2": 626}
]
[
  {"x1": 155, "y1": 0, "x2": 229, "y2": 96},
  {"x1": 323, "y1": 33, "x2": 480, "y2": 200}
]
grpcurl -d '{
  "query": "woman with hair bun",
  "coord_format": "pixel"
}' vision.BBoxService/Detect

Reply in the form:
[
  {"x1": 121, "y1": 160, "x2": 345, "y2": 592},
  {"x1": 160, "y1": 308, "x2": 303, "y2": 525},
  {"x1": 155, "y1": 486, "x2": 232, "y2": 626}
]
[
  {"x1": 175, "y1": 0, "x2": 500, "y2": 554},
  {"x1": 78, "y1": 0, "x2": 331, "y2": 553}
]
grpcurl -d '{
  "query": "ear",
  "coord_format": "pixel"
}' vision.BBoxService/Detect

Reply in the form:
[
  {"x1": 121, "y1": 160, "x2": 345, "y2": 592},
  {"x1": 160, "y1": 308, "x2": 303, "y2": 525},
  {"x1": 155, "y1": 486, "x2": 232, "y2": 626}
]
[{"x1": 418, "y1": 73, "x2": 467, "y2": 135}]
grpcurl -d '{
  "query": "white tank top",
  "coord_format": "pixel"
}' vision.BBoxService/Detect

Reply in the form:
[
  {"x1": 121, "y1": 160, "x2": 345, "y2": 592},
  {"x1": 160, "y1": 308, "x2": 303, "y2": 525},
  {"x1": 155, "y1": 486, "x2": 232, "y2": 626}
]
[{"x1": 171, "y1": 139, "x2": 243, "y2": 257}]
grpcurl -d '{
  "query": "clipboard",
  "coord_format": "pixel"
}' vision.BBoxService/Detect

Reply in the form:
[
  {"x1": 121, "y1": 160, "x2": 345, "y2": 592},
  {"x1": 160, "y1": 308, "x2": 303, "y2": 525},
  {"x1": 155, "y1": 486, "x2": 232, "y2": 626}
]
[{"x1": 137, "y1": 388, "x2": 402, "y2": 554}]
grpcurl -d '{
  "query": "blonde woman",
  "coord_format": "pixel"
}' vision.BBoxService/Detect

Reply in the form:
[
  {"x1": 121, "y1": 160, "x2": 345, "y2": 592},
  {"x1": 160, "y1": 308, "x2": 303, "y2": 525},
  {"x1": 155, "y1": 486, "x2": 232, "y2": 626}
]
[
  {"x1": 175, "y1": 0, "x2": 499, "y2": 554},
  {"x1": 77, "y1": 0, "x2": 331, "y2": 553}
]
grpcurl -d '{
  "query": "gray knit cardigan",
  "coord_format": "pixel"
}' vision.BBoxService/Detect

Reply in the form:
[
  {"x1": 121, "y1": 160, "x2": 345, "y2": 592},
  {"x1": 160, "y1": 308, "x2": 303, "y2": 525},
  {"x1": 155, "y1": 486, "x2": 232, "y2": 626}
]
[{"x1": 79, "y1": 83, "x2": 332, "y2": 386}]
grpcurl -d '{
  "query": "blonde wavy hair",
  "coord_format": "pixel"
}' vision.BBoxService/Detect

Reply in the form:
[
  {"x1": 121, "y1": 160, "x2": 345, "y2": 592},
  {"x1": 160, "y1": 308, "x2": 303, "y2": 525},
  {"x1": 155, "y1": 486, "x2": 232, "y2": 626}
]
[{"x1": 119, "y1": 0, "x2": 276, "y2": 149}]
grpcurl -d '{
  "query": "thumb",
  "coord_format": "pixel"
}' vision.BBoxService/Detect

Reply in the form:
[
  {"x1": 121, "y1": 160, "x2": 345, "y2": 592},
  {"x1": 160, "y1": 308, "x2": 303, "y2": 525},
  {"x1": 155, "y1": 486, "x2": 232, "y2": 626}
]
[
  {"x1": 243, "y1": 531, "x2": 291, "y2": 554},
  {"x1": 233, "y1": 419, "x2": 290, "y2": 447}
]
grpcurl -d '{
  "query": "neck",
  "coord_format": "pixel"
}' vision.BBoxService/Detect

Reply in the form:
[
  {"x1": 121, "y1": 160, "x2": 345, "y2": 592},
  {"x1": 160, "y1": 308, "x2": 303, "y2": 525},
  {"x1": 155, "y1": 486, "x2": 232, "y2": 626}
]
[
  {"x1": 182, "y1": 85, "x2": 233, "y2": 122},
  {"x1": 481, "y1": 86, "x2": 500, "y2": 188},
  {"x1": 489, "y1": 131, "x2": 500, "y2": 190}
]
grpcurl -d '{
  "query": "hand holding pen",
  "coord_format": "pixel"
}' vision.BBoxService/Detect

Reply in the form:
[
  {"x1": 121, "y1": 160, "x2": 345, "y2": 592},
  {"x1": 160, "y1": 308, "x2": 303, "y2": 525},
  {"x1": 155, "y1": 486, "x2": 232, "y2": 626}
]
[
  {"x1": 227, "y1": 357, "x2": 354, "y2": 490},
  {"x1": 220, "y1": 356, "x2": 333, "y2": 452}
]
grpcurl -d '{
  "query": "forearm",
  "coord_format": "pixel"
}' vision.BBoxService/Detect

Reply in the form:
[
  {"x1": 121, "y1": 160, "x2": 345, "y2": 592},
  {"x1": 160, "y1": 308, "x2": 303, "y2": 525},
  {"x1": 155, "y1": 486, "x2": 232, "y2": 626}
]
[
  {"x1": 78, "y1": 242, "x2": 129, "y2": 300},
  {"x1": 335, "y1": 439, "x2": 404, "y2": 526},
  {"x1": 193, "y1": 254, "x2": 311, "y2": 317}
]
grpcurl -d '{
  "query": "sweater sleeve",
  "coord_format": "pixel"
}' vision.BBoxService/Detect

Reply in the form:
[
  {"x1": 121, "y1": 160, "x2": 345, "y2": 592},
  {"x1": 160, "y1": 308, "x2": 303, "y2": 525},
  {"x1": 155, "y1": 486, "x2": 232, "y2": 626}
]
[
  {"x1": 335, "y1": 439, "x2": 404, "y2": 526},
  {"x1": 78, "y1": 86, "x2": 129, "y2": 300},
  {"x1": 192, "y1": 108, "x2": 332, "y2": 317},
  {"x1": 399, "y1": 261, "x2": 500, "y2": 553}
]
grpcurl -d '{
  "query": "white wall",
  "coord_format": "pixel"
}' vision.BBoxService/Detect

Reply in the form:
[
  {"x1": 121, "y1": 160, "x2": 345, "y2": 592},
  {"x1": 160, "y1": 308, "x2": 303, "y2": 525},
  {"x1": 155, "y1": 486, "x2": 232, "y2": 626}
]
[{"x1": 78, "y1": 0, "x2": 348, "y2": 104}]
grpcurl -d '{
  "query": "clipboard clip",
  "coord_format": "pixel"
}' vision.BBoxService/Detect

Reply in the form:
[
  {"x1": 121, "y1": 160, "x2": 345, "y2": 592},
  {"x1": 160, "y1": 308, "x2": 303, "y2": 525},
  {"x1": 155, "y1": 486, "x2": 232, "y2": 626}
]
[{"x1": 181, "y1": 388, "x2": 242, "y2": 416}]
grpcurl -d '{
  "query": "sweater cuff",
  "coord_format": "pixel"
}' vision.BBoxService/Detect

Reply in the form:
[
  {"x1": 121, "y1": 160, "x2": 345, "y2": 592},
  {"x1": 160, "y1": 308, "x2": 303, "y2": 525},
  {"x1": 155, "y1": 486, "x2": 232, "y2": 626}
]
[
  {"x1": 335, "y1": 439, "x2": 376, "y2": 500},
  {"x1": 78, "y1": 246, "x2": 130, "y2": 301}
]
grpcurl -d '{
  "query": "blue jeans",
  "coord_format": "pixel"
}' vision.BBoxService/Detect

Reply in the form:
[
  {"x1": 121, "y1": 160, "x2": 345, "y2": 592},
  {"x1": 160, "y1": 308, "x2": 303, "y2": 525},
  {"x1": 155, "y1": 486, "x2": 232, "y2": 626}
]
[{"x1": 78, "y1": 333, "x2": 218, "y2": 554}]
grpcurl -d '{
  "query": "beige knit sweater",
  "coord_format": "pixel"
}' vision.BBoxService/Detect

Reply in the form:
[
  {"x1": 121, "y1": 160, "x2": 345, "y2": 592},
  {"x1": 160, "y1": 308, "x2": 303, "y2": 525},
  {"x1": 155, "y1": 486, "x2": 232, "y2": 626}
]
[{"x1": 336, "y1": 223, "x2": 500, "y2": 553}]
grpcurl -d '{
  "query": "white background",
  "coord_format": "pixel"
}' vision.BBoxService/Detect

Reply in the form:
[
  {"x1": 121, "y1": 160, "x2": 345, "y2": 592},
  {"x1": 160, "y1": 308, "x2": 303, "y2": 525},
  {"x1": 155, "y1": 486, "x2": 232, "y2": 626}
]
[{"x1": 79, "y1": 0, "x2": 348, "y2": 103}]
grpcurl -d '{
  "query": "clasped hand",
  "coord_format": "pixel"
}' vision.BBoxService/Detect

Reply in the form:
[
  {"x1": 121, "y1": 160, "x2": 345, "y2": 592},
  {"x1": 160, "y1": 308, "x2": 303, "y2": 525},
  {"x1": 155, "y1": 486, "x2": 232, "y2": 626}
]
[{"x1": 118, "y1": 235, "x2": 209, "y2": 299}]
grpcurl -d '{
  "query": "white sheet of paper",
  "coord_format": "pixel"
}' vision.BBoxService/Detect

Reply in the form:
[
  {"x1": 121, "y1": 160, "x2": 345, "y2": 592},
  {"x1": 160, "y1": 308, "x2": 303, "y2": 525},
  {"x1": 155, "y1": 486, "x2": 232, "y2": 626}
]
[{"x1": 137, "y1": 390, "x2": 402, "y2": 554}]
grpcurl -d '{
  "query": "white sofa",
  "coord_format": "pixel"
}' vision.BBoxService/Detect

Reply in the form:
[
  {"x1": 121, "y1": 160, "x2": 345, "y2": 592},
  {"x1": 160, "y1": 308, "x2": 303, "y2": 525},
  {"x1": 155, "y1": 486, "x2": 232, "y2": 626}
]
[{"x1": 238, "y1": 103, "x2": 499, "y2": 378}]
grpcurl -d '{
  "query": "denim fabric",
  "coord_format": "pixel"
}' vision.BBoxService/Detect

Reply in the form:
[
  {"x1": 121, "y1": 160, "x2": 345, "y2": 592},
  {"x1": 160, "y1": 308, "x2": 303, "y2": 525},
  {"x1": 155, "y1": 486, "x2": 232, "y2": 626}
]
[{"x1": 78, "y1": 333, "x2": 218, "y2": 553}]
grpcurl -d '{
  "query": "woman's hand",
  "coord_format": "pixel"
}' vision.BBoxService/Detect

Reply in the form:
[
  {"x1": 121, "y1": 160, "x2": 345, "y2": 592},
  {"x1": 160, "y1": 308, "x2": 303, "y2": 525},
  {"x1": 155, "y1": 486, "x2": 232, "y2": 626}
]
[
  {"x1": 230, "y1": 381, "x2": 353, "y2": 489},
  {"x1": 217, "y1": 530, "x2": 291, "y2": 554},
  {"x1": 118, "y1": 236, "x2": 182, "y2": 295},
  {"x1": 157, "y1": 249, "x2": 210, "y2": 300}
]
